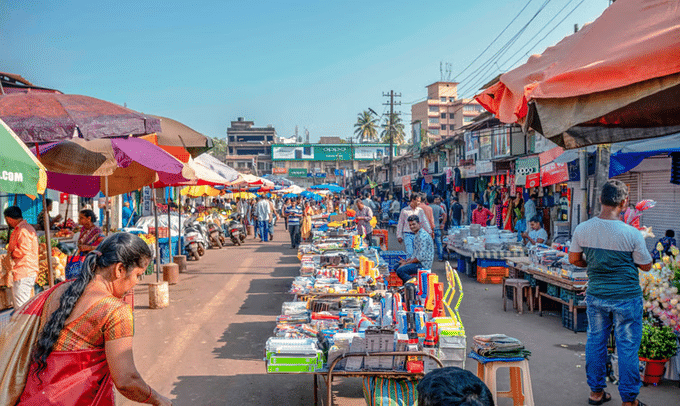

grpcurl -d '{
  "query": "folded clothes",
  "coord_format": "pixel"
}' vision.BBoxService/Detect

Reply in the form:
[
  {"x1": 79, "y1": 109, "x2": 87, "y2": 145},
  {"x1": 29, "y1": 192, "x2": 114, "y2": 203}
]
[{"x1": 471, "y1": 334, "x2": 531, "y2": 359}]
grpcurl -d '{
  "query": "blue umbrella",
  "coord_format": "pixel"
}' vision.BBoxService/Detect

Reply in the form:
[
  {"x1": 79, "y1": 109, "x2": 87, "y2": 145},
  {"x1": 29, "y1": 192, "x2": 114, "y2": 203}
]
[{"x1": 283, "y1": 193, "x2": 298, "y2": 198}]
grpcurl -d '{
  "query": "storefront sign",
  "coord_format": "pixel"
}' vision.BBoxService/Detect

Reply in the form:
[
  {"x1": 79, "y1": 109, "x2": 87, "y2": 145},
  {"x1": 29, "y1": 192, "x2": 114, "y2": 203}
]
[
  {"x1": 334, "y1": 169, "x2": 344, "y2": 176},
  {"x1": 540, "y1": 162, "x2": 569, "y2": 186},
  {"x1": 314, "y1": 172, "x2": 327, "y2": 178},
  {"x1": 288, "y1": 168, "x2": 308, "y2": 178},
  {"x1": 272, "y1": 167, "x2": 287, "y2": 174},
  {"x1": 539, "y1": 146, "x2": 565, "y2": 166},
  {"x1": 515, "y1": 155, "x2": 539, "y2": 185},
  {"x1": 355, "y1": 146, "x2": 387, "y2": 160},
  {"x1": 476, "y1": 160, "x2": 494, "y2": 174},
  {"x1": 464, "y1": 131, "x2": 478, "y2": 157},
  {"x1": 526, "y1": 173, "x2": 540, "y2": 188},
  {"x1": 462, "y1": 166, "x2": 476, "y2": 178},
  {"x1": 315, "y1": 146, "x2": 352, "y2": 161},
  {"x1": 142, "y1": 186, "x2": 153, "y2": 216}
]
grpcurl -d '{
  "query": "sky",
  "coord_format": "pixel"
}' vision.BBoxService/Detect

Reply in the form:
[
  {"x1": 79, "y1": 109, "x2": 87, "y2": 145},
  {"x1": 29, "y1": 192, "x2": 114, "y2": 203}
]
[{"x1": 1, "y1": 0, "x2": 610, "y2": 142}]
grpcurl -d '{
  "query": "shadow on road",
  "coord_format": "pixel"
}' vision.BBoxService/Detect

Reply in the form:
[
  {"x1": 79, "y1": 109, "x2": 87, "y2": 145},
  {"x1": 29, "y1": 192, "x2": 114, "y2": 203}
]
[{"x1": 213, "y1": 321, "x2": 273, "y2": 360}]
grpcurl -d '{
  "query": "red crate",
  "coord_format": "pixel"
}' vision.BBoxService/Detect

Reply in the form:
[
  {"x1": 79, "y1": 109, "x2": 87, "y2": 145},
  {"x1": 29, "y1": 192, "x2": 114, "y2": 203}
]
[
  {"x1": 477, "y1": 266, "x2": 508, "y2": 284},
  {"x1": 387, "y1": 272, "x2": 403, "y2": 288},
  {"x1": 148, "y1": 227, "x2": 169, "y2": 238}
]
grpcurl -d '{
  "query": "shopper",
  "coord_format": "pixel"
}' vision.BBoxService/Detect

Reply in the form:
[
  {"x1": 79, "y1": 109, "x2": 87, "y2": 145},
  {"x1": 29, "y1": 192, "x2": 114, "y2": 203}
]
[
  {"x1": 651, "y1": 229, "x2": 676, "y2": 262},
  {"x1": 396, "y1": 215, "x2": 434, "y2": 283},
  {"x1": 428, "y1": 195, "x2": 446, "y2": 262},
  {"x1": 3, "y1": 206, "x2": 39, "y2": 309},
  {"x1": 354, "y1": 199, "x2": 374, "y2": 246},
  {"x1": 397, "y1": 194, "x2": 432, "y2": 256},
  {"x1": 450, "y1": 196, "x2": 463, "y2": 227},
  {"x1": 417, "y1": 366, "x2": 494, "y2": 406},
  {"x1": 389, "y1": 194, "x2": 401, "y2": 221},
  {"x1": 524, "y1": 193, "x2": 538, "y2": 226},
  {"x1": 285, "y1": 199, "x2": 303, "y2": 249},
  {"x1": 418, "y1": 193, "x2": 436, "y2": 232},
  {"x1": 122, "y1": 201, "x2": 134, "y2": 228},
  {"x1": 522, "y1": 215, "x2": 548, "y2": 246},
  {"x1": 471, "y1": 202, "x2": 492, "y2": 226},
  {"x1": 255, "y1": 196, "x2": 272, "y2": 242},
  {"x1": 36, "y1": 198, "x2": 63, "y2": 231},
  {"x1": 569, "y1": 179, "x2": 652, "y2": 406},
  {"x1": 4, "y1": 233, "x2": 172, "y2": 405}
]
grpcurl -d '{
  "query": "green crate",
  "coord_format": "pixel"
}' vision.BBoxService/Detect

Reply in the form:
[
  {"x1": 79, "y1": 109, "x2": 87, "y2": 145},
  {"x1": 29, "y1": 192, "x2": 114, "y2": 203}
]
[
  {"x1": 266, "y1": 363, "x2": 318, "y2": 373},
  {"x1": 268, "y1": 354, "x2": 324, "y2": 369},
  {"x1": 546, "y1": 284, "x2": 559, "y2": 298}
]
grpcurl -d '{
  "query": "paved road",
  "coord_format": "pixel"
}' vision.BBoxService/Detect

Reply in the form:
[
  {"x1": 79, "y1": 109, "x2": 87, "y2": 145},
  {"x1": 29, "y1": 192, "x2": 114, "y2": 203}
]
[{"x1": 118, "y1": 224, "x2": 678, "y2": 405}]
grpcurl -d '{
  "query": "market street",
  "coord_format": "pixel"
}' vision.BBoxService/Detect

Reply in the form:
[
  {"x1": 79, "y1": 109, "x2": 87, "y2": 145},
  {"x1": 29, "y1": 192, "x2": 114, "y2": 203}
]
[{"x1": 119, "y1": 224, "x2": 678, "y2": 406}]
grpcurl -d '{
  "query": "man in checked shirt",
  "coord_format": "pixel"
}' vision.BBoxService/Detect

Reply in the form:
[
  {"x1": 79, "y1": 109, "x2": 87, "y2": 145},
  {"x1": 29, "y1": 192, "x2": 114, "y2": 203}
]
[{"x1": 397, "y1": 194, "x2": 432, "y2": 256}]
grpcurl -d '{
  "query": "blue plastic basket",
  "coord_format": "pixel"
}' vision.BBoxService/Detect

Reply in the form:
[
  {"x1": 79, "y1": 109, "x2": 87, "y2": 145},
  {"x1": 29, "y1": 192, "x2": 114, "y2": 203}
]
[
  {"x1": 477, "y1": 259, "x2": 506, "y2": 268},
  {"x1": 380, "y1": 250, "x2": 407, "y2": 271}
]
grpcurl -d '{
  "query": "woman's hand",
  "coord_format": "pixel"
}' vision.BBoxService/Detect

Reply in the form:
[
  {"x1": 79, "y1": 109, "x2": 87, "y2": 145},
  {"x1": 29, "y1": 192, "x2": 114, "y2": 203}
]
[{"x1": 154, "y1": 394, "x2": 173, "y2": 406}]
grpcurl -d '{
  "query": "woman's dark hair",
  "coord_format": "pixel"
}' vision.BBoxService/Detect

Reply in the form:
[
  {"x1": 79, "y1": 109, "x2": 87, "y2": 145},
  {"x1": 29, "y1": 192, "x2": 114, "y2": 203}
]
[
  {"x1": 600, "y1": 179, "x2": 628, "y2": 207},
  {"x1": 80, "y1": 208, "x2": 98, "y2": 223},
  {"x1": 32, "y1": 233, "x2": 152, "y2": 376},
  {"x1": 665, "y1": 229, "x2": 674, "y2": 238},
  {"x1": 417, "y1": 367, "x2": 494, "y2": 406}
]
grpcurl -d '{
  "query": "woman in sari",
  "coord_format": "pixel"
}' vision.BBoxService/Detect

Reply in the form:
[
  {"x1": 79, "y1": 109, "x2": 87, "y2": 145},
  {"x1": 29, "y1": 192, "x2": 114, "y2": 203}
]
[
  {"x1": 78, "y1": 209, "x2": 105, "y2": 254},
  {"x1": 4, "y1": 233, "x2": 172, "y2": 405},
  {"x1": 300, "y1": 201, "x2": 314, "y2": 241}
]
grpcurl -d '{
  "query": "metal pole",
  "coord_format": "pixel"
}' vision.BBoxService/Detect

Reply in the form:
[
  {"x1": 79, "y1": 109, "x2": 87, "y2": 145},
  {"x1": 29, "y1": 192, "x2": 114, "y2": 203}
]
[
  {"x1": 177, "y1": 187, "x2": 182, "y2": 255},
  {"x1": 152, "y1": 188, "x2": 162, "y2": 283},
  {"x1": 104, "y1": 177, "x2": 110, "y2": 236},
  {"x1": 579, "y1": 148, "x2": 588, "y2": 223},
  {"x1": 167, "y1": 191, "x2": 172, "y2": 263},
  {"x1": 34, "y1": 143, "x2": 54, "y2": 287},
  {"x1": 389, "y1": 90, "x2": 394, "y2": 196}
]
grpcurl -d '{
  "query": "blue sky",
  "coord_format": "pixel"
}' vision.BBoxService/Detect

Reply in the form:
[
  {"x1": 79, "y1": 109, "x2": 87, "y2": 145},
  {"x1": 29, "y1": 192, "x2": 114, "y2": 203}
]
[{"x1": 1, "y1": 0, "x2": 609, "y2": 142}]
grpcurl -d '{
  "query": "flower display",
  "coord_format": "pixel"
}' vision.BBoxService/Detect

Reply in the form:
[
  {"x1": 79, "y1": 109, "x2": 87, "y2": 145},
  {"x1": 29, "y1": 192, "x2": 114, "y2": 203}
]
[{"x1": 640, "y1": 245, "x2": 680, "y2": 333}]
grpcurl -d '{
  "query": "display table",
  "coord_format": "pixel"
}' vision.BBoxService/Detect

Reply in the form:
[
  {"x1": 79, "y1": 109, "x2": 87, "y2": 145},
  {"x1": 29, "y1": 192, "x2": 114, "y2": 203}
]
[{"x1": 450, "y1": 246, "x2": 528, "y2": 260}]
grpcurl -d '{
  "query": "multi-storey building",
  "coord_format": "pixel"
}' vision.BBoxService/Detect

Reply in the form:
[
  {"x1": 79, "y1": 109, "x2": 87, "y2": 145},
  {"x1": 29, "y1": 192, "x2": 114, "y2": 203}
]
[
  {"x1": 223, "y1": 117, "x2": 277, "y2": 175},
  {"x1": 411, "y1": 82, "x2": 485, "y2": 143}
]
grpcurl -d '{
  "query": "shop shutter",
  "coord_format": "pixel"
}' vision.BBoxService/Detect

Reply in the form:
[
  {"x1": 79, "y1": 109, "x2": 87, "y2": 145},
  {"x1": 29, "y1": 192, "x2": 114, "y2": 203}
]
[{"x1": 640, "y1": 171, "x2": 680, "y2": 251}]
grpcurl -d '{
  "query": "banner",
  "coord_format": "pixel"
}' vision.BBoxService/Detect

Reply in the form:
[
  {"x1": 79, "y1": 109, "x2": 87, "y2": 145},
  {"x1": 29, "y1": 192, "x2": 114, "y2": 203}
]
[
  {"x1": 288, "y1": 168, "x2": 308, "y2": 178},
  {"x1": 539, "y1": 146, "x2": 564, "y2": 166},
  {"x1": 142, "y1": 186, "x2": 153, "y2": 216},
  {"x1": 540, "y1": 162, "x2": 569, "y2": 186},
  {"x1": 272, "y1": 167, "x2": 287, "y2": 174},
  {"x1": 515, "y1": 155, "x2": 539, "y2": 185},
  {"x1": 334, "y1": 169, "x2": 344, "y2": 176},
  {"x1": 476, "y1": 160, "x2": 493, "y2": 174}
]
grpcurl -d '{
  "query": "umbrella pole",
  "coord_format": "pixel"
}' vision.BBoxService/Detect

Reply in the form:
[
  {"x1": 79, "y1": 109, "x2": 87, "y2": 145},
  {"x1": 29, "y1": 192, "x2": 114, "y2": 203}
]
[
  {"x1": 104, "y1": 177, "x2": 110, "y2": 236},
  {"x1": 177, "y1": 187, "x2": 182, "y2": 255},
  {"x1": 152, "y1": 188, "x2": 161, "y2": 283},
  {"x1": 34, "y1": 143, "x2": 55, "y2": 288},
  {"x1": 167, "y1": 192, "x2": 172, "y2": 263}
]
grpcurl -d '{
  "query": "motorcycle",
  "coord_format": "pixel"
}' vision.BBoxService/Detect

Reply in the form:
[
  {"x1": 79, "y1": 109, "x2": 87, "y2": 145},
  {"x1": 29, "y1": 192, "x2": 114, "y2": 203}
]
[
  {"x1": 183, "y1": 222, "x2": 206, "y2": 260},
  {"x1": 227, "y1": 213, "x2": 246, "y2": 246},
  {"x1": 205, "y1": 220, "x2": 224, "y2": 248}
]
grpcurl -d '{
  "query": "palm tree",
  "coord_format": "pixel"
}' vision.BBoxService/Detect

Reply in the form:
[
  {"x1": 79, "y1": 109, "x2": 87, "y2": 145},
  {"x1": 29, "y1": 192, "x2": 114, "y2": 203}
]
[
  {"x1": 380, "y1": 112, "x2": 406, "y2": 145},
  {"x1": 354, "y1": 110, "x2": 379, "y2": 143}
]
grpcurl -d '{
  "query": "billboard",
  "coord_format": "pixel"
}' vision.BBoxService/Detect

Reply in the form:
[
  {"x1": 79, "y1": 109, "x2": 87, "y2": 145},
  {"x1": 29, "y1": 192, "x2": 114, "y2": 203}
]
[
  {"x1": 288, "y1": 168, "x2": 308, "y2": 177},
  {"x1": 272, "y1": 144, "x2": 394, "y2": 161},
  {"x1": 315, "y1": 145, "x2": 352, "y2": 161},
  {"x1": 272, "y1": 146, "x2": 314, "y2": 160},
  {"x1": 412, "y1": 121, "x2": 422, "y2": 150},
  {"x1": 355, "y1": 145, "x2": 387, "y2": 160}
]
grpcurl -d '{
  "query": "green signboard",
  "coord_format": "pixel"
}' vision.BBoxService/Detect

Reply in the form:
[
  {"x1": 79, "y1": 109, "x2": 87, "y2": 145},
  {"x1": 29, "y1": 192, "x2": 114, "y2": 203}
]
[
  {"x1": 288, "y1": 168, "x2": 308, "y2": 178},
  {"x1": 313, "y1": 145, "x2": 352, "y2": 161}
]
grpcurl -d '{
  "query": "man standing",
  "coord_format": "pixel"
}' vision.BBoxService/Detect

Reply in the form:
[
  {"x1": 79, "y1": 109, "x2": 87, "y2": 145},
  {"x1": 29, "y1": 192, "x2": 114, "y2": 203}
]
[
  {"x1": 354, "y1": 199, "x2": 374, "y2": 246},
  {"x1": 267, "y1": 195, "x2": 278, "y2": 240},
  {"x1": 471, "y1": 202, "x2": 492, "y2": 226},
  {"x1": 428, "y1": 195, "x2": 446, "y2": 262},
  {"x1": 397, "y1": 194, "x2": 432, "y2": 256},
  {"x1": 389, "y1": 194, "x2": 401, "y2": 221},
  {"x1": 3, "y1": 206, "x2": 39, "y2": 308},
  {"x1": 418, "y1": 193, "x2": 436, "y2": 232},
  {"x1": 122, "y1": 201, "x2": 134, "y2": 228},
  {"x1": 284, "y1": 199, "x2": 303, "y2": 248},
  {"x1": 396, "y1": 215, "x2": 434, "y2": 283},
  {"x1": 255, "y1": 196, "x2": 272, "y2": 242},
  {"x1": 569, "y1": 180, "x2": 652, "y2": 406},
  {"x1": 450, "y1": 196, "x2": 463, "y2": 226},
  {"x1": 524, "y1": 193, "x2": 538, "y2": 228}
]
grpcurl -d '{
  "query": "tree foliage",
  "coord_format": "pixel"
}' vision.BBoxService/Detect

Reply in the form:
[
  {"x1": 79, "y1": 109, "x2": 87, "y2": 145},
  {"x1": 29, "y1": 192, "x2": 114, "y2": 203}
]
[
  {"x1": 380, "y1": 112, "x2": 406, "y2": 145},
  {"x1": 354, "y1": 110, "x2": 379, "y2": 143}
]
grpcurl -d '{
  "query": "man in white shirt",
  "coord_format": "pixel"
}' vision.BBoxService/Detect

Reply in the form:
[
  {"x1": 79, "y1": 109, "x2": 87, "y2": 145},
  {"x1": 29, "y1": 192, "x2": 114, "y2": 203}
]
[
  {"x1": 397, "y1": 194, "x2": 432, "y2": 256},
  {"x1": 255, "y1": 197, "x2": 272, "y2": 242},
  {"x1": 522, "y1": 215, "x2": 548, "y2": 246}
]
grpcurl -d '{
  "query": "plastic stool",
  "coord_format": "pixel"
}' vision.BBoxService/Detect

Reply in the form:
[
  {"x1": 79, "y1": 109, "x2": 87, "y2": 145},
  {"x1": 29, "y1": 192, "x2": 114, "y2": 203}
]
[
  {"x1": 503, "y1": 278, "x2": 533, "y2": 314},
  {"x1": 373, "y1": 229, "x2": 389, "y2": 249},
  {"x1": 469, "y1": 352, "x2": 534, "y2": 406}
]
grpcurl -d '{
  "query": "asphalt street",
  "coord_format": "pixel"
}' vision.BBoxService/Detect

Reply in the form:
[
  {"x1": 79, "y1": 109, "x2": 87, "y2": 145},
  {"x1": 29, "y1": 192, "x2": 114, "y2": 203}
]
[{"x1": 118, "y1": 224, "x2": 678, "y2": 405}]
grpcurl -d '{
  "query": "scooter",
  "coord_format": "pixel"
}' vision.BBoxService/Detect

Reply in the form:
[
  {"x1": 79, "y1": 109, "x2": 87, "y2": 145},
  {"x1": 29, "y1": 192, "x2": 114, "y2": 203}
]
[
  {"x1": 190, "y1": 221, "x2": 210, "y2": 253},
  {"x1": 205, "y1": 220, "x2": 223, "y2": 248},
  {"x1": 183, "y1": 222, "x2": 206, "y2": 260},
  {"x1": 227, "y1": 213, "x2": 246, "y2": 246}
]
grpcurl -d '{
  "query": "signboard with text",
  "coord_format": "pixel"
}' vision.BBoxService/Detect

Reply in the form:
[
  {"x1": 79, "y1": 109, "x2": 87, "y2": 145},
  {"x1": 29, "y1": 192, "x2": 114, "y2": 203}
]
[
  {"x1": 540, "y1": 162, "x2": 569, "y2": 186},
  {"x1": 515, "y1": 155, "x2": 540, "y2": 185},
  {"x1": 476, "y1": 160, "x2": 493, "y2": 174},
  {"x1": 288, "y1": 168, "x2": 308, "y2": 178},
  {"x1": 272, "y1": 167, "x2": 287, "y2": 174}
]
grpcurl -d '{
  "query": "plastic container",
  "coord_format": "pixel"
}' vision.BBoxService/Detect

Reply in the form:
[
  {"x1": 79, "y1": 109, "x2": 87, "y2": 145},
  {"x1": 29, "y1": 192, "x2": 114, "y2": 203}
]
[
  {"x1": 477, "y1": 259, "x2": 506, "y2": 268},
  {"x1": 476, "y1": 266, "x2": 508, "y2": 284},
  {"x1": 561, "y1": 304, "x2": 588, "y2": 332}
]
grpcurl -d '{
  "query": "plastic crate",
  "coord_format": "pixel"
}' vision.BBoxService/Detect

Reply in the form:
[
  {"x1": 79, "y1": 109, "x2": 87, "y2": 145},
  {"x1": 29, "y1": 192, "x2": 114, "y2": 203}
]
[
  {"x1": 546, "y1": 283, "x2": 560, "y2": 298},
  {"x1": 457, "y1": 258, "x2": 466, "y2": 275},
  {"x1": 523, "y1": 273, "x2": 536, "y2": 287},
  {"x1": 157, "y1": 236, "x2": 184, "y2": 265},
  {"x1": 387, "y1": 271, "x2": 404, "y2": 288},
  {"x1": 477, "y1": 259, "x2": 506, "y2": 268},
  {"x1": 562, "y1": 304, "x2": 588, "y2": 332},
  {"x1": 380, "y1": 251, "x2": 407, "y2": 272},
  {"x1": 560, "y1": 289, "x2": 586, "y2": 306},
  {"x1": 477, "y1": 266, "x2": 507, "y2": 284}
]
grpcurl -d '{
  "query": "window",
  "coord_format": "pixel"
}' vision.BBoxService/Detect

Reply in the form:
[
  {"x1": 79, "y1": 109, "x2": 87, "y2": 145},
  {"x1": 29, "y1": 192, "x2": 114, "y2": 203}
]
[
  {"x1": 440, "y1": 112, "x2": 446, "y2": 119},
  {"x1": 464, "y1": 104, "x2": 483, "y2": 112},
  {"x1": 441, "y1": 125, "x2": 446, "y2": 130},
  {"x1": 450, "y1": 125, "x2": 455, "y2": 130},
  {"x1": 303, "y1": 146, "x2": 312, "y2": 155},
  {"x1": 428, "y1": 118, "x2": 438, "y2": 124},
  {"x1": 464, "y1": 116, "x2": 474, "y2": 124},
  {"x1": 449, "y1": 113, "x2": 455, "y2": 119},
  {"x1": 449, "y1": 97, "x2": 456, "y2": 102},
  {"x1": 428, "y1": 106, "x2": 438, "y2": 112},
  {"x1": 440, "y1": 97, "x2": 447, "y2": 102},
  {"x1": 430, "y1": 129, "x2": 439, "y2": 135}
]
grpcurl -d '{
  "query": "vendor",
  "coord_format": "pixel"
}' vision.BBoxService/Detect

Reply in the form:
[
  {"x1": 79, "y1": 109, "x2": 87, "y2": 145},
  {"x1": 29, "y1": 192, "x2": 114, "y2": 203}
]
[
  {"x1": 78, "y1": 209, "x2": 105, "y2": 254},
  {"x1": 354, "y1": 199, "x2": 374, "y2": 246},
  {"x1": 36, "y1": 198, "x2": 63, "y2": 231},
  {"x1": 522, "y1": 215, "x2": 548, "y2": 246},
  {"x1": 471, "y1": 201, "x2": 492, "y2": 226},
  {"x1": 396, "y1": 215, "x2": 434, "y2": 283}
]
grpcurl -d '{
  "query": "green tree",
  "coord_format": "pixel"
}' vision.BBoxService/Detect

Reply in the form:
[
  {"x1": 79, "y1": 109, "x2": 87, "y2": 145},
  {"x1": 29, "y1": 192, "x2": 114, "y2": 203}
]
[
  {"x1": 209, "y1": 137, "x2": 229, "y2": 160},
  {"x1": 354, "y1": 110, "x2": 379, "y2": 143},
  {"x1": 380, "y1": 112, "x2": 406, "y2": 145}
]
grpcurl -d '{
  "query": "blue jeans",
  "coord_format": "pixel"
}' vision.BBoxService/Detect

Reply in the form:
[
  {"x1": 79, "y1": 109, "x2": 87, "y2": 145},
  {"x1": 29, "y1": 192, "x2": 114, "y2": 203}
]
[
  {"x1": 452, "y1": 219, "x2": 460, "y2": 227},
  {"x1": 403, "y1": 233, "x2": 415, "y2": 257},
  {"x1": 258, "y1": 220, "x2": 269, "y2": 242},
  {"x1": 433, "y1": 229, "x2": 443, "y2": 261},
  {"x1": 585, "y1": 294, "x2": 643, "y2": 403},
  {"x1": 396, "y1": 262, "x2": 421, "y2": 283}
]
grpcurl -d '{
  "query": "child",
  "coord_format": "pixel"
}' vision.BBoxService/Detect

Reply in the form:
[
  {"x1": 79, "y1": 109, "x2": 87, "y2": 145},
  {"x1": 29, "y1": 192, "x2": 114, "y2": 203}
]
[{"x1": 651, "y1": 229, "x2": 676, "y2": 261}]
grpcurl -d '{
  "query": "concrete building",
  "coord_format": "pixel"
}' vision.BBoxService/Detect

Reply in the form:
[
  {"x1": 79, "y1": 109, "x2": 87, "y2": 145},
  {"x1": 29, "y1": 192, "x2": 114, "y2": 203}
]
[
  {"x1": 224, "y1": 117, "x2": 277, "y2": 175},
  {"x1": 411, "y1": 82, "x2": 485, "y2": 144}
]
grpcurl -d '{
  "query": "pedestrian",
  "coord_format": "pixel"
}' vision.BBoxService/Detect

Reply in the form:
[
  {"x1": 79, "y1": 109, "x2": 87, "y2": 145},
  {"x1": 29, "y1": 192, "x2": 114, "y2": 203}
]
[
  {"x1": 397, "y1": 194, "x2": 432, "y2": 256},
  {"x1": 491, "y1": 197, "x2": 503, "y2": 228},
  {"x1": 651, "y1": 229, "x2": 676, "y2": 262},
  {"x1": 524, "y1": 193, "x2": 538, "y2": 227},
  {"x1": 395, "y1": 215, "x2": 434, "y2": 283},
  {"x1": 522, "y1": 215, "x2": 548, "y2": 246},
  {"x1": 284, "y1": 199, "x2": 303, "y2": 248},
  {"x1": 417, "y1": 367, "x2": 494, "y2": 406},
  {"x1": 418, "y1": 193, "x2": 436, "y2": 232},
  {"x1": 428, "y1": 195, "x2": 446, "y2": 262},
  {"x1": 1, "y1": 233, "x2": 173, "y2": 405},
  {"x1": 301, "y1": 200, "x2": 315, "y2": 241},
  {"x1": 354, "y1": 199, "x2": 374, "y2": 246},
  {"x1": 568, "y1": 179, "x2": 652, "y2": 406},
  {"x1": 36, "y1": 198, "x2": 63, "y2": 231},
  {"x1": 389, "y1": 194, "x2": 401, "y2": 221},
  {"x1": 3, "y1": 206, "x2": 39, "y2": 309},
  {"x1": 471, "y1": 202, "x2": 492, "y2": 226},
  {"x1": 250, "y1": 199, "x2": 259, "y2": 240},
  {"x1": 267, "y1": 195, "x2": 278, "y2": 240},
  {"x1": 450, "y1": 196, "x2": 463, "y2": 227},
  {"x1": 255, "y1": 196, "x2": 272, "y2": 242},
  {"x1": 122, "y1": 201, "x2": 134, "y2": 228}
]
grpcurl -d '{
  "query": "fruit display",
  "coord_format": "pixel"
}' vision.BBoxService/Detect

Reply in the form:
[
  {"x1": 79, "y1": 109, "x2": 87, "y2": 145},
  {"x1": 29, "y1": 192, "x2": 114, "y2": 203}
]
[
  {"x1": 37, "y1": 244, "x2": 68, "y2": 287},
  {"x1": 139, "y1": 233, "x2": 156, "y2": 246},
  {"x1": 54, "y1": 229, "x2": 74, "y2": 238}
]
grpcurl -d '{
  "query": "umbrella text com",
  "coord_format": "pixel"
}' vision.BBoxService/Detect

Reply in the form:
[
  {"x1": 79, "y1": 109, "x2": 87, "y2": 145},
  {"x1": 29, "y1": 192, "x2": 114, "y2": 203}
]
[{"x1": 1, "y1": 171, "x2": 24, "y2": 182}]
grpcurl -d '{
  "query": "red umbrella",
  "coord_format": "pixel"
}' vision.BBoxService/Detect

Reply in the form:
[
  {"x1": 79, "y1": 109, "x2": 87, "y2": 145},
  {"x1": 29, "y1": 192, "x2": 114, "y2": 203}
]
[{"x1": 0, "y1": 93, "x2": 161, "y2": 143}]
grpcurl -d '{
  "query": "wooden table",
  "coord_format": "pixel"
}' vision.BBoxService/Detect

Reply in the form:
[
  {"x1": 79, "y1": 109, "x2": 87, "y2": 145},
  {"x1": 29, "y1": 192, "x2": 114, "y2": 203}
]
[{"x1": 450, "y1": 246, "x2": 528, "y2": 260}]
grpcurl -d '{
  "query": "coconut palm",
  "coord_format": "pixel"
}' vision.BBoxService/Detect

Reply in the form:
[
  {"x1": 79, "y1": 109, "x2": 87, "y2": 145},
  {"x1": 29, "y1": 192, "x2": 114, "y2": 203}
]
[
  {"x1": 354, "y1": 110, "x2": 379, "y2": 143},
  {"x1": 380, "y1": 112, "x2": 406, "y2": 145}
]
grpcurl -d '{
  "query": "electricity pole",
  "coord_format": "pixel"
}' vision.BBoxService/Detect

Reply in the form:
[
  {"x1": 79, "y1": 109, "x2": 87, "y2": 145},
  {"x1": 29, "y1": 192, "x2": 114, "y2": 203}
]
[{"x1": 383, "y1": 90, "x2": 401, "y2": 195}]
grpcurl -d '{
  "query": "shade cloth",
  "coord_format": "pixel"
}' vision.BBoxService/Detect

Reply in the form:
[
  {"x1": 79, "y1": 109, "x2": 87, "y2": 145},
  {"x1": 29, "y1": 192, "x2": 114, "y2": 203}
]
[
  {"x1": 147, "y1": 115, "x2": 213, "y2": 158},
  {"x1": 0, "y1": 119, "x2": 47, "y2": 196}
]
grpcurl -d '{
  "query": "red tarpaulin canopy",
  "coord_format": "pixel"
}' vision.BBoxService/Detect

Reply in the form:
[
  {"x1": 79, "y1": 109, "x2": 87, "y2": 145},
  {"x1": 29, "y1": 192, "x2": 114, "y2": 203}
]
[{"x1": 475, "y1": 0, "x2": 680, "y2": 149}]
